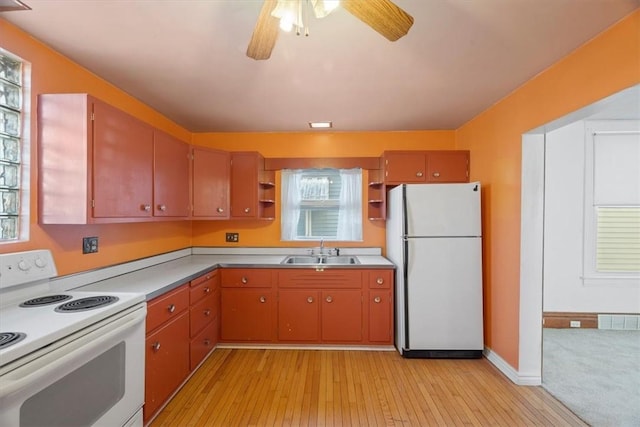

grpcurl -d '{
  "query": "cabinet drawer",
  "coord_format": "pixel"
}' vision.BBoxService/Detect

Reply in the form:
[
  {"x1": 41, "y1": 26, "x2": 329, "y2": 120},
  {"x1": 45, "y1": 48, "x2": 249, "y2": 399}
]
[
  {"x1": 190, "y1": 292, "x2": 218, "y2": 337},
  {"x1": 368, "y1": 270, "x2": 393, "y2": 289},
  {"x1": 190, "y1": 271, "x2": 217, "y2": 305},
  {"x1": 190, "y1": 319, "x2": 218, "y2": 371},
  {"x1": 278, "y1": 269, "x2": 362, "y2": 288},
  {"x1": 221, "y1": 269, "x2": 273, "y2": 288},
  {"x1": 146, "y1": 284, "x2": 189, "y2": 333}
]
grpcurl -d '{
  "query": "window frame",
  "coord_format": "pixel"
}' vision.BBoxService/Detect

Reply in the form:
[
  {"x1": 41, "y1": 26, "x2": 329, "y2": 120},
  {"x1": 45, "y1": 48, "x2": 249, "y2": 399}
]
[
  {"x1": 582, "y1": 120, "x2": 640, "y2": 285},
  {"x1": 281, "y1": 168, "x2": 363, "y2": 242},
  {"x1": 0, "y1": 48, "x2": 30, "y2": 243}
]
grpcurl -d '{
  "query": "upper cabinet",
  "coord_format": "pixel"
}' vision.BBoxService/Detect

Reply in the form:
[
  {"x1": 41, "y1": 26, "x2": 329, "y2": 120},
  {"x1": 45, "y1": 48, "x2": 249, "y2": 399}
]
[
  {"x1": 192, "y1": 147, "x2": 230, "y2": 219},
  {"x1": 383, "y1": 150, "x2": 469, "y2": 185},
  {"x1": 153, "y1": 131, "x2": 190, "y2": 218},
  {"x1": 230, "y1": 152, "x2": 275, "y2": 220},
  {"x1": 38, "y1": 94, "x2": 190, "y2": 224}
]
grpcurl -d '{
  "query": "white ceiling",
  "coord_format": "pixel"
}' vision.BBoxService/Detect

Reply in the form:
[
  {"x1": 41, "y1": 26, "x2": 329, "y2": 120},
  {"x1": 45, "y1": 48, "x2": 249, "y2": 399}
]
[{"x1": 1, "y1": 0, "x2": 638, "y2": 133}]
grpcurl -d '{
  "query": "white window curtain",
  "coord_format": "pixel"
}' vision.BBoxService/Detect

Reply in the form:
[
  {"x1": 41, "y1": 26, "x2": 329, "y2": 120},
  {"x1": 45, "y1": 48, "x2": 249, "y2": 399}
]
[
  {"x1": 281, "y1": 169, "x2": 302, "y2": 240},
  {"x1": 336, "y1": 168, "x2": 362, "y2": 241}
]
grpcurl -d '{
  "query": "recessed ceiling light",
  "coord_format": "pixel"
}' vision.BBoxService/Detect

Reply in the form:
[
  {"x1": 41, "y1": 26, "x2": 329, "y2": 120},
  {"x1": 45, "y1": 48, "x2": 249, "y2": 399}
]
[{"x1": 309, "y1": 121, "x2": 333, "y2": 129}]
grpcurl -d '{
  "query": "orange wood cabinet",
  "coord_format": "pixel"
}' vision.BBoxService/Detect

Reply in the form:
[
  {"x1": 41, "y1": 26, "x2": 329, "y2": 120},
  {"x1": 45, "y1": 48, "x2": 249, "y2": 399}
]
[
  {"x1": 383, "y1": 150, "x2": 470, "y2": 185},
  {"x1": 153, "y1": 130, "x2": 190, "y2": 218},
  {"x1": 144, "y1": 284, "x2": 190, "y2": 424},
  {"x1": 276, "y1": 268, "x2": 393, "y2": 345},
  {"x1": 189, "y1": 270, "x2": 220, "y2": 370},
  {"x1": 38, "y1": 94, "x2": 191, "y2": 223},
  {"x1": 220, "y1": 269, "x2": 276, "y2": 342},
  {"x1": 230, "y1": 152, "x2": 275, "y2": 220},
  {"x1": 366, "y1": 270, "x2": 394, "y2": 343},
  {"x1": 192, "y1": 146, "x2": 230, "y2": 219}
]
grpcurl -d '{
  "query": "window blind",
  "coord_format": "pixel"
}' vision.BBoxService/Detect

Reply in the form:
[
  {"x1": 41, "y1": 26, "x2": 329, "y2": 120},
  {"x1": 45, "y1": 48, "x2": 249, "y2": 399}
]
[{"x1": 596, "y1": 206, "x2": 640, "y2": 272}]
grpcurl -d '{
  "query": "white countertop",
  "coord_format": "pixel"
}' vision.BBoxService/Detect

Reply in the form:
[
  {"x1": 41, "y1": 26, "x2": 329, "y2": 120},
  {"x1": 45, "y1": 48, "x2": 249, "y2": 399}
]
[{"x1": 74, "y1": 252, "x2": 394, "y2": 300}]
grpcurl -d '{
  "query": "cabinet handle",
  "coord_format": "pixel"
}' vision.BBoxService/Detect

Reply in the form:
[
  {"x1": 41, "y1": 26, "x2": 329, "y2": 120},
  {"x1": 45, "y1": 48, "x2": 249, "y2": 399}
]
[
  {"x1": 167, "y1": 304, "x2": 176, "y2": 313},
  {"x1": 416, "y1": 172, "x2": 424, "y2": 177},
  {"x1": 241, "y1": 277, "x2": 248, "y2": 284},
  {"x1": 259, "y1": 296, "x2": 267, "y2": 303},
  {"x1": 204, "y1": 309, "x2": 211, "y2": 316},
  {"x1": 244, "y1": 207, "x2": 251, "y2": 213},
  {"x1": 432, "y1": 172, "x2": 440, "y2": 178},
  {"x1": 307, "y1": 296, "x2": 314, "y2": 303},
  {"x1": 152, "y1": 342, "x2": 161, "y2": 352},
  {"x1": 217, "y1": 207, "x2": 224, "y2": 213},
  {"x1": 374, "y1": 296, "x2": 382, "y2": 303},
  {"x1": 376, "y1": 277, "x2": 384, "y2": 285},
  {"x1": 141, "y1": 204, "x2": 151, "y2": 212},
  {"x1": 204, "y1": 339, "x2": 211, "y2": 347},
  {"x1": 204, "y1": 287, "x2": 211, "y2": 294},
  {"x1": 325, "y1": 296, "x2": 333, "y2": 303},
  {"x1": 206, "y1": 274, "x2": 211, "y2": 280},
  {"x1": 157, "y1": 204, "x2": 166, "y2": 211}
]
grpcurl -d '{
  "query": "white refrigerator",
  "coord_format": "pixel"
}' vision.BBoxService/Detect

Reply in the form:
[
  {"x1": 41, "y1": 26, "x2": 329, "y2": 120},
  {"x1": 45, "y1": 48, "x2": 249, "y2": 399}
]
[{"x1": 386, "y1": 182, "x2": 484, "y2": 358}]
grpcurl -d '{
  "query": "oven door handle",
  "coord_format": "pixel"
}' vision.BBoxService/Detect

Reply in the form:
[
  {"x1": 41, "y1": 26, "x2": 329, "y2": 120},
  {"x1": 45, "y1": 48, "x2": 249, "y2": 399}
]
[{"x1": 0, "y1": 305, "x2": 146, "y2": 398}]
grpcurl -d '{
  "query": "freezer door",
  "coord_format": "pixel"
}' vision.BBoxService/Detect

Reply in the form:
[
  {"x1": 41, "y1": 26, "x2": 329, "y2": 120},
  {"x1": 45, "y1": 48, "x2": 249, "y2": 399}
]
[
  {"x1": 405, "y1": 182, "x2": 481, "y2": 237},
  {"x1": 406, "y1": 237, "x2": 483, "y2": 351}
]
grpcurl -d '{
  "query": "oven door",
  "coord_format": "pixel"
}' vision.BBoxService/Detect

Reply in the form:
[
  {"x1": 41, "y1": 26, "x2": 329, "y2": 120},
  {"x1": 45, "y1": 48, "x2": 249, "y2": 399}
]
[{"x1": 0, "y1": 303, "x2": 146, "y2": 427}]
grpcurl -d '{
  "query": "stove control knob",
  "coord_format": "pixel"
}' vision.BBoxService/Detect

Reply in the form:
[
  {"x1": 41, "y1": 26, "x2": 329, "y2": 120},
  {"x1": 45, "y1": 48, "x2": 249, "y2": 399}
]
[
  {"x1": 18, "y1": 260, "x2": 31, "y2": 271},
  {"x1": 34, "y1": 257, "x2": 47, "y2": 268}
]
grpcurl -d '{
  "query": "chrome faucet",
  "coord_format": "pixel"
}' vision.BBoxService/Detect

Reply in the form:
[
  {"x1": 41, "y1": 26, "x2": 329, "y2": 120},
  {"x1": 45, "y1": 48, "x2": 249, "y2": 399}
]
[{"x1": 320, "y1": 238, "x2": 324, "y2": 254}]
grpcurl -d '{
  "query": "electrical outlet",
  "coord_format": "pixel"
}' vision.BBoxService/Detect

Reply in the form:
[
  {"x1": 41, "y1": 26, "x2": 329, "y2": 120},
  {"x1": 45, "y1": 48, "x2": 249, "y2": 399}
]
[
  {"x1": 570, "y1": 320, "x2": 581, "y2": 328},
  {"x1": 82, "y1": 236, "x2": 99, "y2": 254},
  {"x1": 225, "y1": 232, "x2": 239, "y2": 243}
]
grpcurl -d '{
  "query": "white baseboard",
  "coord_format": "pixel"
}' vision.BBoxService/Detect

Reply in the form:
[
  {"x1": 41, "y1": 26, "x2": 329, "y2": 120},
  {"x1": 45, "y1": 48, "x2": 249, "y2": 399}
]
[{"x1": 484, "y1": 347, "x2": 541, "y2": 386}]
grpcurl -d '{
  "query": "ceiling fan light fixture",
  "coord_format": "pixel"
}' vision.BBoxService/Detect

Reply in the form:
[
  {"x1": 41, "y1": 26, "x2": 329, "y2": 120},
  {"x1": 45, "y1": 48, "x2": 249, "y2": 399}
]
[
  {"x1": 309, "y1": 121, "x2": 333, "y2": 129},
  {"x1": 271, "y1": 0, "x2": 339, "y2": 33}
]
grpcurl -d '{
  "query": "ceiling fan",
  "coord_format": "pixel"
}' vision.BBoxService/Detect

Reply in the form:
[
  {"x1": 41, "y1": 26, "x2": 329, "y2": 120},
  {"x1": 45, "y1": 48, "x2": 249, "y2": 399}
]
[{"x1": 246, "y1": 0, "x2": 414, "y2": 60}]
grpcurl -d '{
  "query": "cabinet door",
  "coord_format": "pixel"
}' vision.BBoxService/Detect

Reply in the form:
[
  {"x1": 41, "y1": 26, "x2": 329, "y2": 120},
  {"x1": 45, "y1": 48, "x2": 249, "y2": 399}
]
[
  {"x1": 220, "y1": 289, "x2": 273, "y2": 341},
  {"x1": 278, "y1": 290, "x2": 320, "y2": 342},
  {"x1": 321, "y1": 290, "x2": 362, "y2": 342},
  {"x1": 230, "y1": 152, "x2": 259, "y2": 218},
  {"x1": 426, "y1": 151, "x2": 469, "y2": 182},
  {"x1": 368, "y1": 290, "x2": 393, "y2": 343},
  {"x1": 190, "y1": 319, "x2": 218, "y2": 371},
  {"x1": 384, "y1": 152, "x2": 426, "y2": 184},
  {"x1": 144, "y1": 311, "x2": 190, "y2": 423},
  {"x1": 92, "y1": 100, "x2": 154, "y2": 218},
  {"x1": 153, "y1": 131, "x2": 190, "y2": 217},
  {"x1": 192, "y1": 147, "x2": 230, "y2": 218}
]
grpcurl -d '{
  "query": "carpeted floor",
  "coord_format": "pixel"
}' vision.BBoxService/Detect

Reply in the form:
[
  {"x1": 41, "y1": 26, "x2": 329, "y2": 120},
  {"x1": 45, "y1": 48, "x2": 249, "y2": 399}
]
[{"x1": 542, "y1": 328, "x2": 640, "y2": 427}]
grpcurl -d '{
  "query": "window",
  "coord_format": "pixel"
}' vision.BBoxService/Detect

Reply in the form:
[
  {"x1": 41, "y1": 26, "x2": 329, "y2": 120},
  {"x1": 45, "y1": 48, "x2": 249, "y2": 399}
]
[
  {"x1": 0, "y1": 50, "x2": 27, "y2": 242},
  {"x1": 281, "y1": 168, "x2": 362, "y2": 241},
  {"x1": 583, "y1": 121, "x2": 640, "y2": 283}
]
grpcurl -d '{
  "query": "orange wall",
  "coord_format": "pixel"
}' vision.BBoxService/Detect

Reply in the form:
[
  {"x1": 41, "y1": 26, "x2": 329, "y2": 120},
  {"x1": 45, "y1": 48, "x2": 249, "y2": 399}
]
[
  {"x1": 455, "y1": 10, "x2": 640, "y2": 368},
  {"x1": 0, "y1": 19, "x2": 194, "y2": 275},
  {"x1": 190, "y1": 131, "x2": 455, "y2": 248}
]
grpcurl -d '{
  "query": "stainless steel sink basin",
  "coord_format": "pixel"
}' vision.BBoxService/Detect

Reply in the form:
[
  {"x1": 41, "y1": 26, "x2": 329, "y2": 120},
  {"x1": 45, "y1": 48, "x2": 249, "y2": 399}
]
[
  {"x1": 281, "y1": 255, "x2": 360, "y2": 265},
  {"x1": 322, "y1": 256, "x2": 360, "y2": 265},
  {"x1": 281, "y1": 256, "x2": 323, "y2": 264}
]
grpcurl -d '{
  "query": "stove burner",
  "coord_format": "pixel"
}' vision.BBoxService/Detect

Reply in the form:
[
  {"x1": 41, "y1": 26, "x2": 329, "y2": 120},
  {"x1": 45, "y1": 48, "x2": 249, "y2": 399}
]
[
  {"x1": 55, "y1": 296, "x2": 119, "y2": 313},
  {"x1": 0, "y1": 332, "x2": 26, "y2": 350},
  {"x1": 20, "y1": 294, "x2": 72, "y2": 307}
]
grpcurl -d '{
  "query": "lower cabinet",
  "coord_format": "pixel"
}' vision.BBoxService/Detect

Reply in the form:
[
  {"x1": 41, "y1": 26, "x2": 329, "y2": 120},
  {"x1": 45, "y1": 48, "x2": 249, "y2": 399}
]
[
  {"x1": 220, "y1": 289, "x2": 274, "y2": 341},
  {"x1": 321, "y1": 289, "x2": 363, "y2": 342},
  {"x1": 144, "y1": 285, "x2": 190, "y2": 424},
  {"x1": 278, "y1": 290, "x2": 320, "y2": 342},
  {"x1": 144, "y1": 271, "x2": 220, "y2": 424},
  {"x1": 220, "y1": 269, "x2": 276, "y2": 342}
]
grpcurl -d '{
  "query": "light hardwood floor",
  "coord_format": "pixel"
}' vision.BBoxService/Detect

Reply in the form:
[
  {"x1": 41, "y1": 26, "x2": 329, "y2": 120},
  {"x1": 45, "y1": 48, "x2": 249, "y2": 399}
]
[{"x1": 150, "y1": 348, "x2": 586, "y2": 426}]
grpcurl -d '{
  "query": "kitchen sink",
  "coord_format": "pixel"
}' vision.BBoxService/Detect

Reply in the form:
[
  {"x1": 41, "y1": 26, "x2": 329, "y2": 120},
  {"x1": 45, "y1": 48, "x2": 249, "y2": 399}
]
[{"x1": 281, "y1": 255, "x2": 360, "y2": 265}]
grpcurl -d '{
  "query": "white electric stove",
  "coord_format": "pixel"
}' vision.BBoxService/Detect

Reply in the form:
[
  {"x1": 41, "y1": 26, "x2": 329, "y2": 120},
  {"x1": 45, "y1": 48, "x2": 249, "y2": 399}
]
[{"x1": 0, "y1": 250, "x2": 147, "y2": 427}]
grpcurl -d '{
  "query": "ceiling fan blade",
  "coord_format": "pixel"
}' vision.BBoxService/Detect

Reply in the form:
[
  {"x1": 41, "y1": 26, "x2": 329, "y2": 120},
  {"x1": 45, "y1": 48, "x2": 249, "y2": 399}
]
[
  {"x1": 341, "y1": 0, "x2": 414, "y2": 41},
  {"x1": 246, "y1": 0, "x2": 280, "y2": 60}
]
